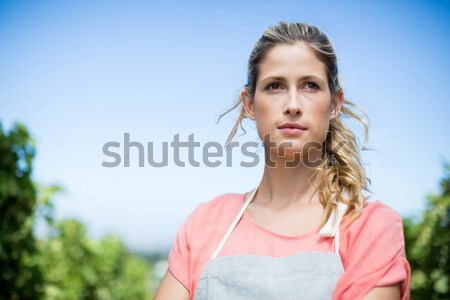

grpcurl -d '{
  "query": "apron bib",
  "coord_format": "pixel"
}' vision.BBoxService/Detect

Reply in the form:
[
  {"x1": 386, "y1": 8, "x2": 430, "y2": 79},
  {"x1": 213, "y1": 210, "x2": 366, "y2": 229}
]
[{"x1": 193, "y1": 184, "x2": 348, "y2": 300}]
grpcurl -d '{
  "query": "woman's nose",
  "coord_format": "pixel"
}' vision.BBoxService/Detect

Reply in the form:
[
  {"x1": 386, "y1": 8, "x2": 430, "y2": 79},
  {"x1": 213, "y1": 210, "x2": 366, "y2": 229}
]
[{"x1": 283, "y1": 89, "x2": 302, "y2": 115}]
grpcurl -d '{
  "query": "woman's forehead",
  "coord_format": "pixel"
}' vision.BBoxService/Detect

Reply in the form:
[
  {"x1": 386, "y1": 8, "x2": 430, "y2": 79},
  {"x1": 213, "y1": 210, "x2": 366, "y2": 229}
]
[{"x1": 258, "y1": 42, "x2": 327, "y2": 83}]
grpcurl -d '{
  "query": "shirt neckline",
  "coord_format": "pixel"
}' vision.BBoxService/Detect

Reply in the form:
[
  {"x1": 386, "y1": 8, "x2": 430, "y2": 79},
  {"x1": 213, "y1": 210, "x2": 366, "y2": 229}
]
[{"x1": 239, "y1": 194, "x2": 322, "y2": 240}]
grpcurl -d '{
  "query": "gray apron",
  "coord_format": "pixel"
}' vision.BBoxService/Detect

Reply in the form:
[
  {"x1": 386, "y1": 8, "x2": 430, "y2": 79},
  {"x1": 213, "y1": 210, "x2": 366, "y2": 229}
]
[{"x1": 193, "y1": 185, "x2": 348, "y2": 300}]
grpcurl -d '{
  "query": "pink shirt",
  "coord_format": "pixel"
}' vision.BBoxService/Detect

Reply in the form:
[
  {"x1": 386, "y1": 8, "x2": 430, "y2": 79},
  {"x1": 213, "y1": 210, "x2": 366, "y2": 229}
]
[{"x1": 168, "y1": 193, "x2": 411, "y2": 300}]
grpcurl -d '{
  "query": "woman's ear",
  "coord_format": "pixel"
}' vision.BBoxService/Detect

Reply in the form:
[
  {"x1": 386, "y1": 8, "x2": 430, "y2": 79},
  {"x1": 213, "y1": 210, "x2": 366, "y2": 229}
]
[
  {"x1": 331, "y1": 91, "x2": 343, "y2": 120},
  {"x1": 241, "y1": 88, "x2": 256, "y2": 120}
]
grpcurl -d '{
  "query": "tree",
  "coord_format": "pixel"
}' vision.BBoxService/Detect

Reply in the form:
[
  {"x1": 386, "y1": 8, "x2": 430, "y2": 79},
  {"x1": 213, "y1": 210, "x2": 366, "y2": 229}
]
[
  {"x1": 0, "y1": 122, "x2": 44, "y2": 300},
  {"x1": 404, "y1": 162, "x2": 450, "y2": 300}
]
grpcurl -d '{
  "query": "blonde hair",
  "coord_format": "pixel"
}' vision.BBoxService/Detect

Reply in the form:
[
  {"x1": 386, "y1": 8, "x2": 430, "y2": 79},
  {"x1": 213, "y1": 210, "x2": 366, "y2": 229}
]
[{"x1": 218, "y1": 21, "x2": 371, "y2": 228}]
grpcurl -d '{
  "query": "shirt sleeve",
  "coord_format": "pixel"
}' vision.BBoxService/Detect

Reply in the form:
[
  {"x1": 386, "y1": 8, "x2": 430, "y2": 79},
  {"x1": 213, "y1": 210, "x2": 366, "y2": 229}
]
[
  {"x1": 167, "y1": 205, "x2": 200, "y2": 292},
  {"x1": 333, "y1": 201, "x2": 411, "y2": 300}
]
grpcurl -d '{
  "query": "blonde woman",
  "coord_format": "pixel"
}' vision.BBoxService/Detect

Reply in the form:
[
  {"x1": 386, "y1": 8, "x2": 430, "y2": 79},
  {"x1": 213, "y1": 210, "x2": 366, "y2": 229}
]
[{"x1": 154, "y1": 22, "x2": 411, "y2": 300}]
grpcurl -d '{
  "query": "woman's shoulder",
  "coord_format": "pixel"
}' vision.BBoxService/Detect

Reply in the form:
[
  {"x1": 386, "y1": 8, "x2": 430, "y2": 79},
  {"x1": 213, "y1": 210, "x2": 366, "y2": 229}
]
[
  {"x1": 186, "y1": 192, "x2": 245, "y2": 225},
  {"x1": 198, "y1": 192, "x2": 244, "y2": 209},
  {"x1": 342, "y1": 197, "x2": 404, "y2": 239},
  {"x1": 360, "y1": 198, "x2": 402, "y2": 222}
]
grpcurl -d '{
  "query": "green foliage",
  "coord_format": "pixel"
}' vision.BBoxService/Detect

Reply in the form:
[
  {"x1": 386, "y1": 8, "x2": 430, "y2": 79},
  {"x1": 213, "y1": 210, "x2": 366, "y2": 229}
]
[
  {"x1": 35, "y1": 184, "x2": 62, "y2": 227},
  {"x1": 404, "y1": 163, "x2": 450, "y2": 300},
  {"x1": 0, "y1": 122, "x2": 44, "y2": 300},
  {"x1": 38, "y1": 219, "x2": 152, "y2": 300}
]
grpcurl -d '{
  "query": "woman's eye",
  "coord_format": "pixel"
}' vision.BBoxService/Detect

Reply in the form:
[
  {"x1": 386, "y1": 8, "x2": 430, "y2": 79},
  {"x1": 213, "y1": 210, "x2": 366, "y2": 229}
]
[
  {"x1": 266, "y1": 82, "x2": 282, "y2": 90},
  {"x1": 304, "y1": 82, "x2": 319, "y2": 90}
]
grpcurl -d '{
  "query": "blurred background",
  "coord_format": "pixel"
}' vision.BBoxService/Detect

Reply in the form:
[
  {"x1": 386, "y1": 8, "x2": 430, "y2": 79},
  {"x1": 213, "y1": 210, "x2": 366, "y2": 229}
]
[{"x1": 1, "y1": 0, "x2": 449, "y2": 299}]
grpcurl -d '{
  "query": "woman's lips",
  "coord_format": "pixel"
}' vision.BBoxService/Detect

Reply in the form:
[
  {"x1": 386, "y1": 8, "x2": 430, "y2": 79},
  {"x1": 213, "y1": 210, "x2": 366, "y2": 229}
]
[{"x1": 279, "y1": 127, "x2": 306, "y2": 135}]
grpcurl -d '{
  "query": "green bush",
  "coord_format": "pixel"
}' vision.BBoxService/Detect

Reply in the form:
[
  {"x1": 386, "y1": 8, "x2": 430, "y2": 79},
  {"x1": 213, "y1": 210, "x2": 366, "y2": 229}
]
[
  {"x1": 404, "y1": 163, "x2": 450, "y2": 299},
  {"x1": 38, "y1": 219, "x2": 151, "y2": 300}
]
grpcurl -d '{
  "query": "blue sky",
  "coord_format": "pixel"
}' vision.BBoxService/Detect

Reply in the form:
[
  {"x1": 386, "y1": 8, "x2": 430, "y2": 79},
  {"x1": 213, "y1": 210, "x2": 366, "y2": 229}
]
[{"x1": 1, "y1": 0, "x2": 449, "y2": 252}]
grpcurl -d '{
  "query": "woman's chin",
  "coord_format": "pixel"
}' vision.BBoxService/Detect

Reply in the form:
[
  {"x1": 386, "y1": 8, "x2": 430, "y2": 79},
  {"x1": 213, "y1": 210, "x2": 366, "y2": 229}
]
[{"x1": 265, "y1": 146, "x2": 323, "y2": 168}]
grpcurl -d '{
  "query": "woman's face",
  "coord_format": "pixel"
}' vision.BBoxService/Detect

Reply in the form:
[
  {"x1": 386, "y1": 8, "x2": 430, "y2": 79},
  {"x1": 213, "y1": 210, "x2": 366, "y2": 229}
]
[{"x1": 242, "y1": 41, "x2": 342, "y2": 162}]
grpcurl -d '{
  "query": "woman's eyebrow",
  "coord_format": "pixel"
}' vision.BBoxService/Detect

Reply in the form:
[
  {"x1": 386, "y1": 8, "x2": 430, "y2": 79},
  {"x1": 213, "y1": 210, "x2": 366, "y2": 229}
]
[{"x1": 259, "y1": 75, "x2": 326, "y2": 85}]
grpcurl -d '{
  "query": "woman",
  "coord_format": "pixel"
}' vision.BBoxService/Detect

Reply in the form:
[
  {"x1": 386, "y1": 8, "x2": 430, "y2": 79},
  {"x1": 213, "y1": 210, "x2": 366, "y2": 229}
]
[{"x1": 154, "y1": 22, "x2": 411, "y2": 300}]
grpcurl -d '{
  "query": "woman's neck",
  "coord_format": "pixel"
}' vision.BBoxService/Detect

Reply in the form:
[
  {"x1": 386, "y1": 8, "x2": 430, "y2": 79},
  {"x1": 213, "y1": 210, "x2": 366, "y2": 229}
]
[{"x1": 254, "y1": 149, "x2": 324, "y2": 210}]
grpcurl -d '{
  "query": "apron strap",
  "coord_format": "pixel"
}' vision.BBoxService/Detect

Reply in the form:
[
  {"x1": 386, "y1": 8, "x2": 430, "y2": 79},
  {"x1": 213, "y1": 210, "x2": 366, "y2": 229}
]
[
  {"x1": 319, "y1": 202, "x2": 348, "y2": 254},
  {"x1": 210, "y1": 184, "x2": 259, "y2": 260}
]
